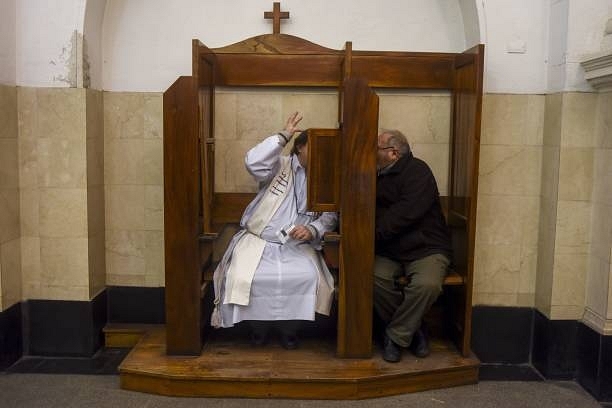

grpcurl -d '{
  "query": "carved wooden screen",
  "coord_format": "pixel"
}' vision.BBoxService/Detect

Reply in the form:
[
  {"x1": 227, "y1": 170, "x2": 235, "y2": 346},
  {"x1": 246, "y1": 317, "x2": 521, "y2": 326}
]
[{"x1": 448, "y1": 44, "x2": 484, "y2": 357}]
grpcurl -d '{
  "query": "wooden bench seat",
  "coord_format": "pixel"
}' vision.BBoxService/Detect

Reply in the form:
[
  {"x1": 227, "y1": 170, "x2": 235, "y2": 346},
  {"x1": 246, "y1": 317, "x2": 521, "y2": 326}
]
[{"x1": 198, "y1": 231, "x2": 465, "y2": 289}]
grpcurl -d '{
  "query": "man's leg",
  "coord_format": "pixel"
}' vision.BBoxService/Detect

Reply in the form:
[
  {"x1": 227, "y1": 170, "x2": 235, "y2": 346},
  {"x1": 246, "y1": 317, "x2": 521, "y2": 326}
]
[
  {"x1": 248, "y1": 320, "x2": 272, "y2": 346},
  {"x1": 373, "y1": 255, "x2": 404, "y2": 324},
  {"x1": 385, "y1": 254, "x2": 449, "y2": 348},
  {"x1": 277, "y1": 320, "x2": 301, "y2": 350}
]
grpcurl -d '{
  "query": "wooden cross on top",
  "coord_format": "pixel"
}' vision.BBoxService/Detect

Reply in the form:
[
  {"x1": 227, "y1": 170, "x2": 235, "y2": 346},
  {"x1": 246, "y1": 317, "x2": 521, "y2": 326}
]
[{"x1": 264, "y1": 2, "x2": 290, "y2": 34}]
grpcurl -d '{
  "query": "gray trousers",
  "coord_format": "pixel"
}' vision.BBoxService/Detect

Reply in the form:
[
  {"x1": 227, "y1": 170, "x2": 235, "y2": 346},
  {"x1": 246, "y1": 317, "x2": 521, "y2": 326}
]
[{"x1": 373, "y1": 253, "x2": 450, "y2": 347}]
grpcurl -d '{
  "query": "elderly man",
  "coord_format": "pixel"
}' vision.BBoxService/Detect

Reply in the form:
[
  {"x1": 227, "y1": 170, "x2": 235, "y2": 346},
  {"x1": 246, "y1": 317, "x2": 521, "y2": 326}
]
[
  {"x1": 212, "y1": 112, "x2": 337, "y2": 350},
  {"x1": 374, "y1": 129, "x2": 452, "y2": 362}
]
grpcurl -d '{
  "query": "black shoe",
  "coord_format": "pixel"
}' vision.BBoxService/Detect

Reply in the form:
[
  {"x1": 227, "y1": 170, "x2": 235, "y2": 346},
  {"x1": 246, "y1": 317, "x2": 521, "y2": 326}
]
[
  {"x1": 382, "y1": 335, "x2": 401, "y2": 363},
  {"x1": 409, "y1": 328, "x2": 430, "y2": 358},
  {"x1": 250, "y1": 330, "x2": 268, "y2": 346},
  {"x1": 251, "y1": 332, "x2": 266, "y2": 347},
  {"x1": 280, "y1": 333, "x2": 299, "y2": 350}
]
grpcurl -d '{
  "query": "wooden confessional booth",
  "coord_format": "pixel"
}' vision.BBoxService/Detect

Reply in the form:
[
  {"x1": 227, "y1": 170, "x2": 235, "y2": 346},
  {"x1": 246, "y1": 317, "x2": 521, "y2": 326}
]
[{"x1": 120, "y1": 32, "x2": 484, "y2": 399}]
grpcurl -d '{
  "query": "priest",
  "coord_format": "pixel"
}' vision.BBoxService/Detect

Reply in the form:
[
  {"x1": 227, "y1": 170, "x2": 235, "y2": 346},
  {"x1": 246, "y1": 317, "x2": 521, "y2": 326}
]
[{"x1": 212, "y1": 112, "x2": 338, "y2": 349}]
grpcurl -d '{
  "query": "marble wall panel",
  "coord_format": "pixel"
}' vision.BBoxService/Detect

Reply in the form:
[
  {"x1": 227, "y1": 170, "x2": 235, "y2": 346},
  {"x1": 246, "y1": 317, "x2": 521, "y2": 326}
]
[
  {"x1": 38, "y1": 188, "x2": 88, "y2": 239},
  {"x1": 555, "y1": 200, "x2": 591, "y2": 253},
  {"x1": 589, "y1": 202, "x2": 611, "y2": 261},
  {"x1": 593, "y1": 149, "x2": 612, "y2": 207},
  {"x1": 560, "y1": 92, "x2": 597, "y2": 148},
  {"x1": 236, "y1": 93, "x2": 283, "y2": 140},
  {"x1": 478, "y1": 145, "x2": 542, "y2": 196},
  {"x1": 20, "y1": 236, "x2": 41, "y2": 299},
  {"x1": 17, "y1": 87, "x2": 91, "y2": 301},
  {"x1": 378, "y1": 93, "x2": 451, "y2": 144},
  {"x1": 0, "y1": 85, "x2": 20, "y2": 310},
  {"x1": 105, "y1": 138, "x2": 145, "y2": 185},
  {"x1": 104, "y1": 92, "x2": 144, "y2": 140},
  {"x1": 0, "y1": 84, "x2": 17, "y2": 140},
  {"x1": 543, "y1": 93, "x2": 562, "y2": 147},
  {"x1": 475, "y1": 195, "x2": 523, "y2": 246},
  {"x1": 585, "y1": 255, "x2": 609, "y2": 319},
  {"x1": 551, "y1": 252, "x2": 587, "y2": 315},
  {"x1": 144, "y1": 185, "x2": 163, "y2": 231},
  {"x1": 106, "y1": 185, "x2": 145, "y2": 231},
  {"x1": 0, "y1": 139, "x2": 19, "y2": 188},
  {"x1": 407, "y1": 143, "x2": 449, "y2": 195},
  {"x1": 36, "y1": 89, "x2": 86, "y2": 142},
  {"x1": 214, "y1": 91, "x2": 340, "y2": 192},
  {"x1": 104, "y1": 92, "x2": 164, "y2": 287},
  {"x1": 474, "y1": 243, "x2": 521, "y2": 295},
  {"x1": 86, "y1": 89, "x2": 105, "y2": 187},
  {"x1": 105, "y1": 229, "x2": 145, "y2": 286},
  {"x1": 0, "y1": 189, "x2": 20, "y2": 244},
  {"x1": 143, "y1": 94, "x2": 163, "y2": 140},
  {"x1": 36, "y1": 137, "x2": 86, "y2": 188},
  {"x1": 39, "y1": 237, "x2": 89, "y2": 287},
  {"x1": 595, "y1": 92, "x2": 612, "y2": 149},
  {"x1": 558, "y1": 147, "x2": 594, "y2": 201},
  {"x1": 481, "y1": 94, "x2": 544, "y2": 146},
  {"x1": 0, "y1": 239, "x2": 21, "y2": 310}
]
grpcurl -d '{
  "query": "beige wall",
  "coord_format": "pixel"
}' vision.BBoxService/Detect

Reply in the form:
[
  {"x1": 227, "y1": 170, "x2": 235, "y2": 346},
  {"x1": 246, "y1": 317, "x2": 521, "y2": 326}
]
[
  {"x1": 474, "y1": 94, "x2": 544, "y2": 307},
  {"x1": 103, "y1": 90, "x2": 452, "y2": 288},
  {"x1": 86, "y1": 90, "x2": 106, "y2": 297},
  {"x1": 0, "y1": 84, "x2": 20, "y2": 311},
  {"x1": 213, "y1": 90, "x2": 451, "y2": 193},
  {"x1": 17, "y1": 87, "x2": 106, "y2": 301},
  {"x1": 6, "y1": 87, "x2": 609, "y2": 327},
  {"x1": 103, "y1": 92, "x2": 164, "y2": 287},
  {"x1": 534, "y1": 93, "x2": 597, "y2": 320},
  {"x1": 584, "y1": 91, "x2": 612, "y2": 333}
]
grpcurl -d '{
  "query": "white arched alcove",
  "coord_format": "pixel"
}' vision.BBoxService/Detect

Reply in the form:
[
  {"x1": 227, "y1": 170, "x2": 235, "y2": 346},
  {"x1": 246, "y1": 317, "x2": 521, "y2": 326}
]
[{"x1": 98, "y1": 0, "x2": 480, "y2": 91}]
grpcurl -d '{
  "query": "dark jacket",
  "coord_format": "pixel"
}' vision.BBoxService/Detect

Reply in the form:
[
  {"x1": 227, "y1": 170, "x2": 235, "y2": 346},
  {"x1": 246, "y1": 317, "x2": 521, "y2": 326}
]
[{"x1": 375, "y1": 152, "x2": 452, "y2": 262}]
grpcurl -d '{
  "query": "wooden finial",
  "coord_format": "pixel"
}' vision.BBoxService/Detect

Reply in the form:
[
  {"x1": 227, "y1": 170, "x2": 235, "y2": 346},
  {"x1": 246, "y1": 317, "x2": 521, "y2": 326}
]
[{"x1": 264, "y1": 2, "x2": 289, "y2": 34}]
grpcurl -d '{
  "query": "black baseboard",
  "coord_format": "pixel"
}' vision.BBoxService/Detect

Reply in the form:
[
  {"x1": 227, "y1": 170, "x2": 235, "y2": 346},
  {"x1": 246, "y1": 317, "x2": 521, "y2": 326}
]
[
  {"x1": 472, "y1": 305, "x2": 612, "y2": 403},
  {"x1": 532, "y1": 310, "x2": 578, "y2": 379},
  {"x1": 24, "y1": 290, "x2": 107, "y2": 357},
  {"x1": 0, "y1": 302, "x2": 23, "y2": 370},
  {"x1": 107, "y1": 286, "x2": 165, "y2": 324},
  {"x1": 471, "y1": 305, "x2": 533, "y2": 364},
  {"x1": 577, "y1": 323, "x2": 612, "y2": 402}
]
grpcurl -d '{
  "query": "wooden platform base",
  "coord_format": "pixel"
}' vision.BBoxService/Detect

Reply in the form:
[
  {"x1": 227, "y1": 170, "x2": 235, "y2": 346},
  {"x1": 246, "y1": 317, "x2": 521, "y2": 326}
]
[{"x1": 119, "y1": 326, "x2": 479, "y2": 399}]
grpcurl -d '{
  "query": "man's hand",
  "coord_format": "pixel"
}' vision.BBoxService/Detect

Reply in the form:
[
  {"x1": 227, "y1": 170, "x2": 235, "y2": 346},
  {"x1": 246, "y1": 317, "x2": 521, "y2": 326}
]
[
  {"x1": 283, "y1": 111, "x2": 303, "y2": 136},
  {"x1": 289, "y1": 225, "x2": 313, "y2": 241}
]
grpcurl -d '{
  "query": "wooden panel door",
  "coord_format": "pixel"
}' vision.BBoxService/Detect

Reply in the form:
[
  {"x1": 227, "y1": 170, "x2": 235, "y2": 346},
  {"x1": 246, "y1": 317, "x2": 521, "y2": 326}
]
[
  {"x1": 448, "y1": 44, "x2": 484, "y2": 357},
  {"x1": 307, "y1": 128, "x2": 341, "y2": 212},
  {"x1": 163, "y1": 76, "x2": 201, "y2": 355},
  {"x1": 337, "y1": 77, "x2": 379, "y2": 358}
]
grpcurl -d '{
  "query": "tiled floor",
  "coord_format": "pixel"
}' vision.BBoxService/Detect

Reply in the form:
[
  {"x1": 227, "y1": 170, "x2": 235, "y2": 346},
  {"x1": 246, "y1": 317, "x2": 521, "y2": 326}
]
[
  {"x1": 0, "y1": 348, "x2": 606, "y2": 407},
  {"x1": 0, "y1": 373, "x2": 604, "y2": 408}
]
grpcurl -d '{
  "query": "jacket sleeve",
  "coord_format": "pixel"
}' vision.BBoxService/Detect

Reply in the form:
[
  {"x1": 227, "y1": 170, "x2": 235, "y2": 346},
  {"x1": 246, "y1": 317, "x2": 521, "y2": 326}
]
[
  {"x1": 244, "y1": 134, "x2": 285, "y2": 183},
  {"x1": 375, "y1": 164, "x2": 437, "y2": 241}
]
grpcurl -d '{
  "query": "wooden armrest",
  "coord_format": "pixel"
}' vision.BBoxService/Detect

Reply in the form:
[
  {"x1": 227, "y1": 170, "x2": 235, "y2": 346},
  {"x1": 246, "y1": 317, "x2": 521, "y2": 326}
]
[{"x1": 323, "y1": 232, "x2": 341, "y2": 243}]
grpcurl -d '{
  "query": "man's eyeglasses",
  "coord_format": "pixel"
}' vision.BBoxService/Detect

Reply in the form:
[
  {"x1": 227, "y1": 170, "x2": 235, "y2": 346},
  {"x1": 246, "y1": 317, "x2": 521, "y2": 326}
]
[{"x1": 378, "y1": 146, "x2": 395, "y2": 151}]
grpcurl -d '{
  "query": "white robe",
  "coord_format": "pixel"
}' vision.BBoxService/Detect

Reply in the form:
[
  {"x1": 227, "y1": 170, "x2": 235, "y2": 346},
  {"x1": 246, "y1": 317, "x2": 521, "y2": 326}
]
[{"x1": 214, "y1": 135, "x2": 338, "y2": 328}]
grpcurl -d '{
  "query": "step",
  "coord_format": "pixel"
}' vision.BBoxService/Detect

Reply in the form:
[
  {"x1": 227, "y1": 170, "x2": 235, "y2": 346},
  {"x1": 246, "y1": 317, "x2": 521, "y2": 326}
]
[{"x1": 103, "y1": 323, "x2": 163, "y2": 348}]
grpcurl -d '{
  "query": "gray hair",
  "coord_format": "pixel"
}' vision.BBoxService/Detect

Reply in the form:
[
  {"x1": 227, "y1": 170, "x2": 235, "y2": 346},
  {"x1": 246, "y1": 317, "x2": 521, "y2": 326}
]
[{"x1": 381, "y1": 129, "x2": 411, "y2": 156}]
